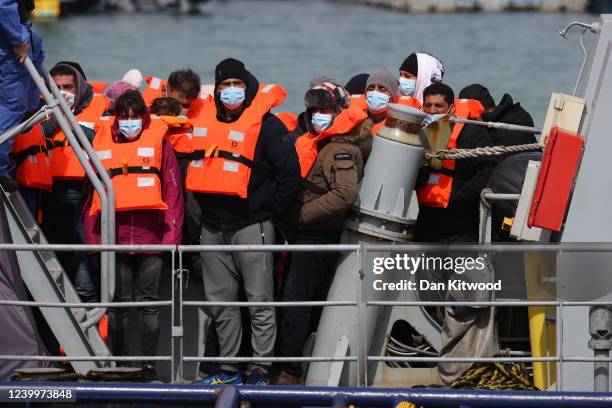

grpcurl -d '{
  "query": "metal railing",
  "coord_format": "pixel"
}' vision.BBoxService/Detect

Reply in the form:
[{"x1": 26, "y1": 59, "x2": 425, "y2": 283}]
[
  {"x1": 1, "y1": 57, "x2": 116, "y2": 331},
  {"x1": 2, "y1": 242, "x2": 612, "y2": 392}
]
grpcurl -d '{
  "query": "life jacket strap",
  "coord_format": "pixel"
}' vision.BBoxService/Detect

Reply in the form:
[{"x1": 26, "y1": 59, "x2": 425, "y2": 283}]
[
  {"x1": 13, "y1": 145, "x2": 48, "y2": 168},
  {"x1": 107, "y1": 166, "x2": 162, "y2": 178}
]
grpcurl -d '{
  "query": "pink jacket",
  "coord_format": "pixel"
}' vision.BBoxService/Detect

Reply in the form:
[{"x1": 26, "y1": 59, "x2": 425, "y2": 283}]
[{"x1": 83, "y1": 120, "x2": 184, "y2": 247}]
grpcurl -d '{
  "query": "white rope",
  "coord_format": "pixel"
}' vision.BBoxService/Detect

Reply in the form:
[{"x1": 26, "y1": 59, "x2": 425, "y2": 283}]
[{"x1": 425, "y1": 143, "x2": 542, "y2": 161}]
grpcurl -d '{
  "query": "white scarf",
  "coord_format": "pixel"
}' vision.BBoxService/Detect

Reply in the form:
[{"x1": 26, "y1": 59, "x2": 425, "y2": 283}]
[{"x1": 414, "y1": 53, "x2": 445, "y2": 104}]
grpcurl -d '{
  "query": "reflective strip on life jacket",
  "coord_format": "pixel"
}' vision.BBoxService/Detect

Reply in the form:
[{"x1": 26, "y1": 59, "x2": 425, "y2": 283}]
[
  {"x1": 143, "y1": 76, "x2": 165, "y2": 107},
  {"x1": 48, "y1": 94, "x2": 109, "y2": 180},
  {"x1": 12, "y1": 123, "x2": 52, "y2": 191},
  {"x1": 416, "y1": 98, "x2": 484, "y2": 208},
  {"x1": 295, "y1": 107, "x2": 368, "y2": 178},
  {"x1": 185, "y1": 83, "x2": 288, "y2": 198},
  {"x1": 89, "y1": 116, "x2": 168, "y2": 215}
]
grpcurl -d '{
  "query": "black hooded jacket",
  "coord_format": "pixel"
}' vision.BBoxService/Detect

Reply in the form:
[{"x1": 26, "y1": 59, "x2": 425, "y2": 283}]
[
  {"x1": 482, "y1": 94, "x2": 537, "y2": 148},
  {"x1": 195, "y1": 71, "x2": 300, "y2": 231},
  {"x1": 41, "y1": 64, "x2": 96, "y2": 217}
]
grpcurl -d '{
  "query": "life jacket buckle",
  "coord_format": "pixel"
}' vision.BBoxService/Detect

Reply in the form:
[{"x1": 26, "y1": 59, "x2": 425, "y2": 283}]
[
  {"x1": 205, "y1": 144, "x2": 218, "y2": 159},
  {"x1": 122, "y1": 159, "x2": 128, "y2": 175}
]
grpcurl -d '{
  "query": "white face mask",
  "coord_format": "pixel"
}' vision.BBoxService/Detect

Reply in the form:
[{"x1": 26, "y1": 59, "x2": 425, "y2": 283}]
[
  {"x1": 311, "y1": 112, "x2": 333, "y2": 134},
  {"x1": 118, "y1": 119, "x2": 143, "y2": 140},
  {"x1": 61, "y1": 90, "x2": 76, "y2": 110}
]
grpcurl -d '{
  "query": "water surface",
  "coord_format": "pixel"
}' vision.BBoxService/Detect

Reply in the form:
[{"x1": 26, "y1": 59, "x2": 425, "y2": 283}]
[{"x1": 35, "y1": 0, "x2": 595, "y2": 124}]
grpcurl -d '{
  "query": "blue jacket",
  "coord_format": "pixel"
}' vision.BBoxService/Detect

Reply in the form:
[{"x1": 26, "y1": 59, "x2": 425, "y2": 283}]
[{"x1": 0, "y1": 0, "x2": 30, "y2": 64}]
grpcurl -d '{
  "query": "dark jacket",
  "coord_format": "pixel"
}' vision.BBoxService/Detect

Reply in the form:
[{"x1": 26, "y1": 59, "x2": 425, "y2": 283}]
[
  {"x1": 482, "y1": 94, "x2": 537, "y2": 149},
  {"x1": 195, "y1": 71, "x2": 300, "y2": 231},
  {"x1": 41, "y1": 64, "x2": 96, "y2": 216},
  {"x1": 416, "y1": 123, "x2": 497, "y2": 242}
]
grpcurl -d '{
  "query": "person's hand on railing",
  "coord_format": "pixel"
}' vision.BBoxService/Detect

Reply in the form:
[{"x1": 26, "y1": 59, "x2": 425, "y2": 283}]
[{"x1": 13, "y1": 42, "x2": 29, "y2": 63}]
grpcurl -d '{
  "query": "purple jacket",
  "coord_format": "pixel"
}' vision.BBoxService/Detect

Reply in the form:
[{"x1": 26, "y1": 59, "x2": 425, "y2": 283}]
[{"x1": 83, "y1": 120, "x2": 184, "y2": 247}]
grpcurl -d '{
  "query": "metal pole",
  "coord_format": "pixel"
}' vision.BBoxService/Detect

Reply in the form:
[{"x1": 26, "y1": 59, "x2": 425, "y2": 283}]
[
  {"x1": 23, "y1": 58, "x2": 111, "y2": 330},
  {"x1": 41, "y1": 64, "x2": 117, "y2": 307},
  {"x1": 356, "y1": 244, "x2": 367, "y2": 386},
  {"x1": 0, "y1": 106, "x2": 54, "y2": 145},
  {"x1": 449, "y1": 117, "x2": 542, "y2": 134},
  {"x1": 589, "y1": 306, "x2": 612, "y2": 392},
  {"x1": 595, "y1": 349, "x2": 610, "y2": 392}
]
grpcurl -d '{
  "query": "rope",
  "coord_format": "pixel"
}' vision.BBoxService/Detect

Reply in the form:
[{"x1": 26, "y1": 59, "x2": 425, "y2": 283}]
[
  {"x1": 425, "y1": 143, "x2": 542, "y2": 161},
  {"x1": 448, "y1": 361, "x2": 536, "y2": 391},
  {"x1": 18, "y1": 101, "x2": 59, "y2": 133}
]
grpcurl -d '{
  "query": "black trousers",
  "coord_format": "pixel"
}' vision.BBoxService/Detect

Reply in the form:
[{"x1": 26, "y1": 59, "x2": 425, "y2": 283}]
[
  {"x1": 278, "y1": 229, "x2": 342, "y2": 377},
  {"x1": 109, "y1": 254, "x2": 163, "y2": 361}
]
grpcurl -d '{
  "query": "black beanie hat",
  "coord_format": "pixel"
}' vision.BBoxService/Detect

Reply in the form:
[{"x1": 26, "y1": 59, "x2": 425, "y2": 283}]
[
  {"x1": 399, "y1": 53, "x2": 418, "y2": 76},
  {"x1": 345, "y1": 73, "x2": 369, "y2": 95},
  {"x1": 459, "y1": 83, "x2": 496, "y2": 110},
  {"x1": 215, "y1": 58, "x2": 248, "y2": 86}
]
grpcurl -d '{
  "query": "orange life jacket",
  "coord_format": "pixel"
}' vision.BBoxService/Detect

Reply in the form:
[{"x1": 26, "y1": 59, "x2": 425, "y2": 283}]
[
  {"x1": 143, "y1": 76, "x2": 166, "y2": 107},
  {"x1": 416, "y1": 98, "x2": 485, "y2": 208},
  {"x1": 349, "y1": 94, "x2": 368, "y2": 111},
  {"x1": 159, "y1": 115, "x2": 194, "y2": 154},
  {"x1": 48, "y1": 94, "x2": 110, "y2": 180},
  {"x1": 294, "y1": 108, "x2": 368, "y2": 178},
  {"x1": 143, "y1": 76, "x2": 212, "y2": 117},
  {"x1": 12, "y1": 123, "x2": 52, "y2": 191},
  {"x1": 185, "y1": 83, "x2": 287, "y2": 198},
  {"x1": 89, "y1": 116, "x2": 168, "y2": 215},
  {"x1": 89, "y1": 81, "x2": 108, "y2": 94},
  {"x1": 396, "y1": 95, "x2": 422, "y2": 110},
  {"x1": 275, "y1": 111, "x2": 298, "y2": 132}
]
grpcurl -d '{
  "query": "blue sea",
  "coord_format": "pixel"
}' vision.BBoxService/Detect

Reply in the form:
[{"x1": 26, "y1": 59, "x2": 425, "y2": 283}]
[{"x1": 35, "y1": 0, "x2": 595, "y2": 125}]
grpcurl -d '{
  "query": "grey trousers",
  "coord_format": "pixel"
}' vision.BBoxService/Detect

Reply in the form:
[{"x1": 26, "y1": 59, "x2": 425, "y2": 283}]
[{"x1": 200, "y1": 220, "x2": 275, "y2": 372}]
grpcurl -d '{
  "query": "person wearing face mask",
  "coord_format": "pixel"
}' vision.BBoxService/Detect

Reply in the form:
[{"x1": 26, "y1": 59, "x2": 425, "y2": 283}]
[
  {"x1": 416, "y1": 83, "x2": 499, "y2": 386},
  {"x1": 82, "y1": 90, "x2": 183, "y2": 381},
  {"x1": 275, "y1": 80, "x2": 370, "y2": 385},
  {"x1": 349, "y1": 69, "x2": 421, "y2": 135},
  {"x1": 399, "y1": 52, "x2": 445, "y2": 105},
  {"x1": 364, "y1": 68, "x2": 402, "y2": 136},
  {"x1": 186, "y1": 58, "x2": 299, "y2": 386},
  {"x1": 417, "y1": 82, "x2": 497, "y2": 242},
  {"x1": 36, "y1": 62, "x2": 108, "y2": 306}
]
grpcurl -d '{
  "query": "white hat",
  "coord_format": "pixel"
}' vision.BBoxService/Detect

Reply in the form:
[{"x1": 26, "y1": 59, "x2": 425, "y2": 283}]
[{"x1": 122, "y1": 69, "x2": 144, "y2": 89}]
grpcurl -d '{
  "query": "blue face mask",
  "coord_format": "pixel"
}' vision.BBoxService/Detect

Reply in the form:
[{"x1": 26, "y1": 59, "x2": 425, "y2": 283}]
[
  {"x1": 422, "y1": 113, "x2": 447, "y2": 128},
  {"x1": 399, "y1": 77, "x2": 416, "y2": 96},
  {"x1": 311, "y1": 112, "x2": 333, "y2": 134},
  {"x1": 366, "y1": 90, "x2": 391, "y2": 114},
  {"x1": 219, "y1": 86, "x2": 246, "y2": 110},
  {"x1": 118, "y1": 119, "x2": 143, "y2": 140}
]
